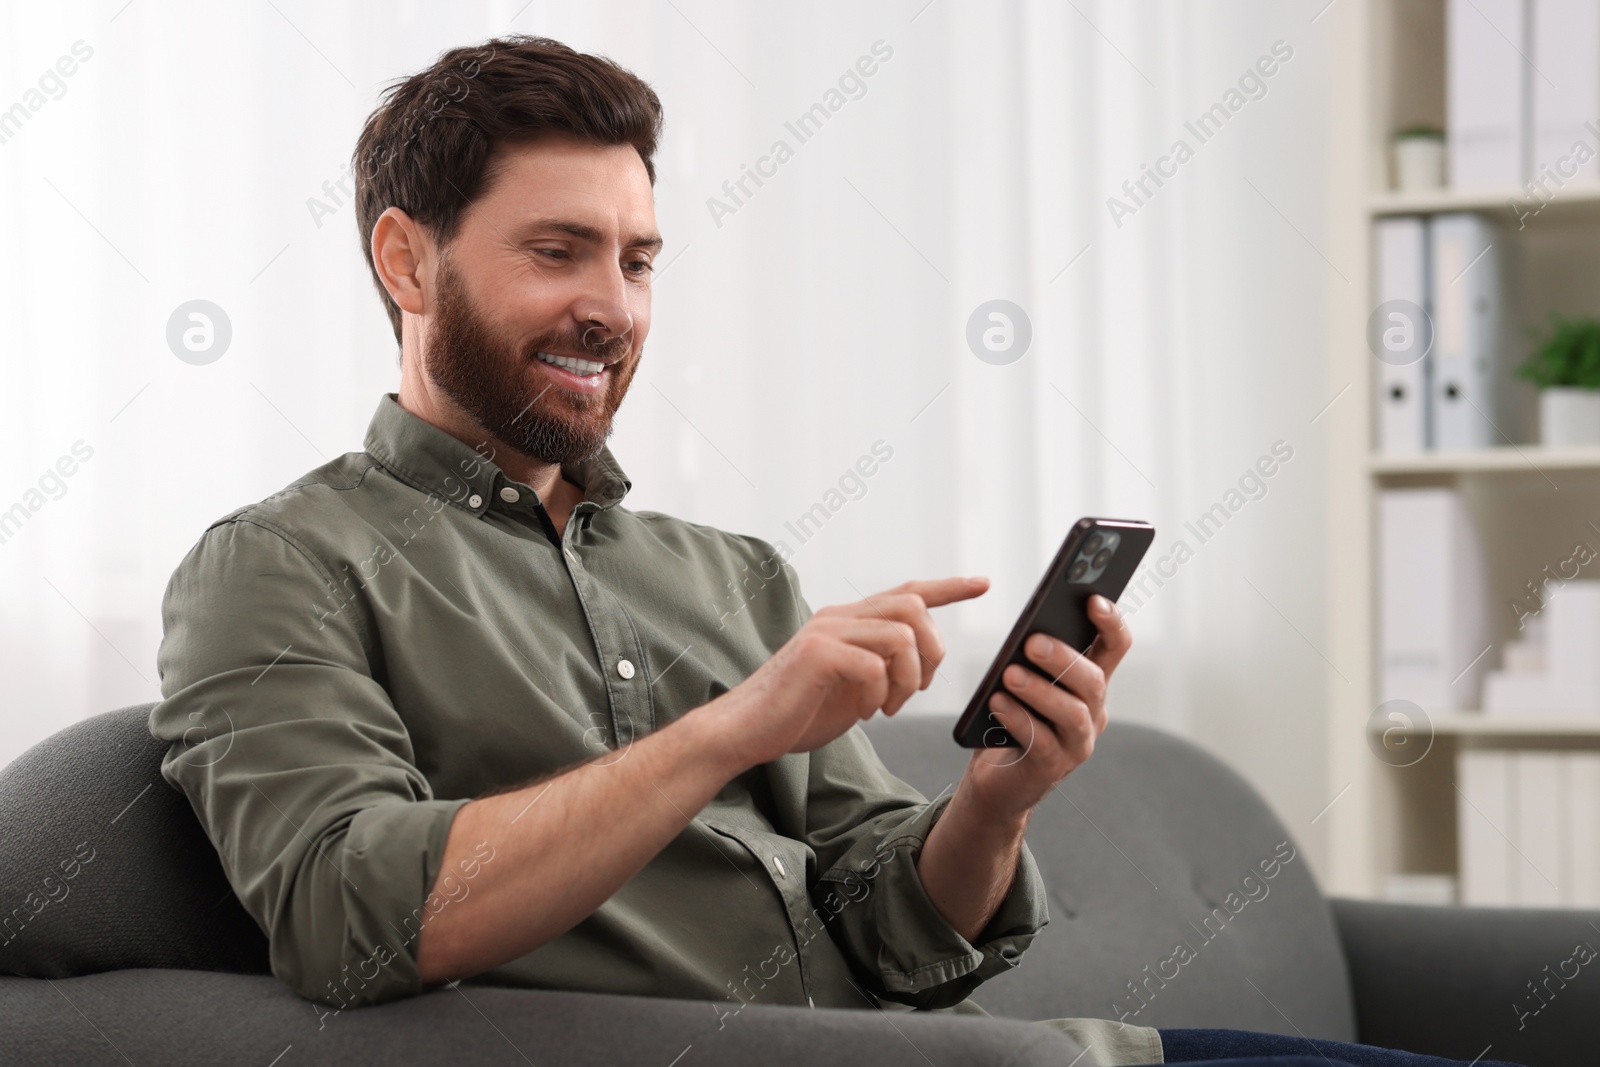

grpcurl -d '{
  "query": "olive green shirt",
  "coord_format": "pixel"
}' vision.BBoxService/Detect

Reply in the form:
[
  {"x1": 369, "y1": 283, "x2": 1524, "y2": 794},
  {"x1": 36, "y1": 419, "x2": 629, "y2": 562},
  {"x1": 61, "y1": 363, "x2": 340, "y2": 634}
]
[{"x1": 150, "y1": 395, "x2": 1162, "y2": 1066}]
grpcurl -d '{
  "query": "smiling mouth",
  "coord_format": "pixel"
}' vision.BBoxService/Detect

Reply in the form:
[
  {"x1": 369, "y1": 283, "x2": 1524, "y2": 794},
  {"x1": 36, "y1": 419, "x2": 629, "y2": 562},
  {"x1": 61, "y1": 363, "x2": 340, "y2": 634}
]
[{"x1": 534, "y1": 351, "x2": 607, "y2": 377}]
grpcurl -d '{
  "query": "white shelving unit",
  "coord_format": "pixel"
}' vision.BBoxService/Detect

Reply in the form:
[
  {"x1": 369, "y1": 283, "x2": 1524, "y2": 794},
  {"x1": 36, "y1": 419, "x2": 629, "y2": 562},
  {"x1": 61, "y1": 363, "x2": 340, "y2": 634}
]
[
  {"x1": 1325, "y1": 0, "x2": 1600, "y2": 898},
  {"x1": 1370, "y1": 184, "x2": 1600, "y2": 218},
  {"x1": 1422, "y1": 715, "x2": 1600, "y2": 737},
  {"x1": 1369, "y1": 445, "x2": 1600, "y2": 474}
]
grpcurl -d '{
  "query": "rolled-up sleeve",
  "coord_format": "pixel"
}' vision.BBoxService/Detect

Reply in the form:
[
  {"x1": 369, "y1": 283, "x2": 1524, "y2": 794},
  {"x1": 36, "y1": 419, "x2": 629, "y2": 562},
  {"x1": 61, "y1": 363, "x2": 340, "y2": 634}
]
[
  {"x1": 149, "y1": 517, "x2": 469, "y2": 1008},
  {"x1": 802, "y1": 725, "x2": 1049, "y2": 1010},
  {"x1": 761, "y1": 556, "x2": 1050, "y2": 1009}
]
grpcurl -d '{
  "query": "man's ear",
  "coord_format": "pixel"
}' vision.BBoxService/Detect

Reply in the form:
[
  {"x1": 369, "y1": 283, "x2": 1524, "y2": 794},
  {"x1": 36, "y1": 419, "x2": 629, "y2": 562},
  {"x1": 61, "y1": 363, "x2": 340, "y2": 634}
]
[{"x1": 371, "y1": 206, "x2": 435, "y2": 319}]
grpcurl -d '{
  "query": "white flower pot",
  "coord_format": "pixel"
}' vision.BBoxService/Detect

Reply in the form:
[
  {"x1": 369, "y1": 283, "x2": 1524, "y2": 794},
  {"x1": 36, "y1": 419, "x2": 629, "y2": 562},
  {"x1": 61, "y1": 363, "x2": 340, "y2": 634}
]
[
  {"x1": 1393, "y1": 137, "x2": 1445, "y2": 191},
  {"x1": 1540, "y1": 387, "x2": 1600, "y2": 446}
]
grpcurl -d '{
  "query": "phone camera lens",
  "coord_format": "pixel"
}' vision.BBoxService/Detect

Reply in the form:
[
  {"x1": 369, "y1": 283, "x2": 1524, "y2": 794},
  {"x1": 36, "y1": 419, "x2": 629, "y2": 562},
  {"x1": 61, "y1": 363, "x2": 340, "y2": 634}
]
[
  {"x1": 1091, "y1": 548, "x2": 1112, "y2": 569},
  {"x1": 1083, "y1": 533, "x2": 1104, "y2": 555},
  {"x1": 1068, "y1": 558, "x2": 1090, "y2": 581}
]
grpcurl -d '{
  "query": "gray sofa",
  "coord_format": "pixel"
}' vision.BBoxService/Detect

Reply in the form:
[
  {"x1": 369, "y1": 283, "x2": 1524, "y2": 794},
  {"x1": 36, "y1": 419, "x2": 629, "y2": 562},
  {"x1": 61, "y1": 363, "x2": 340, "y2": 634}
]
[{"x1": 0, "y1": 706, "x2": 1592, "y2": 1066}]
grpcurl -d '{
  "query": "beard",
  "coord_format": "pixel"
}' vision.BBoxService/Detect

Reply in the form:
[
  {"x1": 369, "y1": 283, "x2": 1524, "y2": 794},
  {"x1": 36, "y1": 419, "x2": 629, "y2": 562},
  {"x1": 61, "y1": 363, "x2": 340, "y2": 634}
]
[{"x1": 424, "y1": 255, "x2": 639, "y2": 466}]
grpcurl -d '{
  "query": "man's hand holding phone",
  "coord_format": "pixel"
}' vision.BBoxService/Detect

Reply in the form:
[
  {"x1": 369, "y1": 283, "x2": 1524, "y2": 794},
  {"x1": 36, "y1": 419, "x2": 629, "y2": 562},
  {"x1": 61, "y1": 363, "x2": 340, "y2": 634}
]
[
  {"x1": 705, "y1": 566, "x2": 1135, "y2": 948},
  {"x1": 962, "y1": 594, "x2": 1133, "y2": 821},
  {"x1": 914, "y1": 592, "x2": 1133, "y2": 942}
]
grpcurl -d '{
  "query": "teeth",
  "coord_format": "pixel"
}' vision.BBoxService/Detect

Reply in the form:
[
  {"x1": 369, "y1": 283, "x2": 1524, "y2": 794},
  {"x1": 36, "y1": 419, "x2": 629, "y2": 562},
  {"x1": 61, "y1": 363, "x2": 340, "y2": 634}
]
[{"x1": 535, "y1": 351, "x2": 605, "y2": 376}]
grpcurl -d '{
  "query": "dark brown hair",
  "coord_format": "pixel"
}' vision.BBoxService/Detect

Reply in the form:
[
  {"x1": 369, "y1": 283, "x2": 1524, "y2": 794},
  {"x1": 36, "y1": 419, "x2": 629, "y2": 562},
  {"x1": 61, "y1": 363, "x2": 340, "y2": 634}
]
[{"x1": 353, "y1": 35, "x2": 663, "y2": 344}]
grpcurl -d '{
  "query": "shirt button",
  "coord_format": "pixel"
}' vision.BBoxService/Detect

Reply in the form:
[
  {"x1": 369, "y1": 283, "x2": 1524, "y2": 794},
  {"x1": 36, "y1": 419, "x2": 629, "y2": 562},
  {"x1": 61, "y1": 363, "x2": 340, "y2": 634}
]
[
  {"x1": 771, "y1": 856, "x2": 786, "y2": 878},
  {"x1": 467, "y1": 493, "x2": 483, "y2": 509},
  {"x1": 616, "y1": 658, "x2": 636, "y2": 680},
  {"x1": 499, "y1": 486, "x2": 520, "y2": 504}
]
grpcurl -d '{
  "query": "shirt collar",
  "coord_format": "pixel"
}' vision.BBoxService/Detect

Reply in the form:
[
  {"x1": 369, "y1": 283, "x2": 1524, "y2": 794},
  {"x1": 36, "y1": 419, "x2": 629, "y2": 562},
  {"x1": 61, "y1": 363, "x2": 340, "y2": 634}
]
[{"x1": 363, "y1": 393, "x2": 632, "y2": 515}]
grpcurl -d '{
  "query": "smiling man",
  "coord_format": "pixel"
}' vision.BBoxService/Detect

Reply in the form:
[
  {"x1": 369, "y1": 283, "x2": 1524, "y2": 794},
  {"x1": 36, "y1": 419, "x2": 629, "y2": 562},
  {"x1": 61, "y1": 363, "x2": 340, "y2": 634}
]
[
  {"x1": 149, "y1": 35, "x2": 1516, "y2": 1067},
  {"x1": 152, "y1": 33, "x2": 1107, "y2": 1036}
]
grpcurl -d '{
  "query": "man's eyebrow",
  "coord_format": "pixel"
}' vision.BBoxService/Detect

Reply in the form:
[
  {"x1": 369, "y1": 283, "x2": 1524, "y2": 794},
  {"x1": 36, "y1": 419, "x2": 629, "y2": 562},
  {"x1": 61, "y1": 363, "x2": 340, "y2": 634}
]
[{"x1": 515, "y1": 216, "x2": 664, "y2": 252}]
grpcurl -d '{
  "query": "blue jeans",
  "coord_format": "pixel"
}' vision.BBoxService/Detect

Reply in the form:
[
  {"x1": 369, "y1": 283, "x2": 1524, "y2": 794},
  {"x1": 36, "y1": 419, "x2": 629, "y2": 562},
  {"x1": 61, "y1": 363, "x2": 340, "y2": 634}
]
[{"x1": 1151, "y1": 1028, "x2": 1526, "y2": 1067}]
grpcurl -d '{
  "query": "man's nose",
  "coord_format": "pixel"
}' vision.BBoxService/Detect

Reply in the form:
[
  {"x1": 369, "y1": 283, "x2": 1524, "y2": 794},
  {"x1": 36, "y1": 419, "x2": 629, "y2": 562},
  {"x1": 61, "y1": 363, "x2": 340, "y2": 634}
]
[
  {"x1": 573, "y1": 271, "x2": 633, "y2": 345},
  {"x1": 576, "y1": 299, "x2": 632, "y2": 346}
]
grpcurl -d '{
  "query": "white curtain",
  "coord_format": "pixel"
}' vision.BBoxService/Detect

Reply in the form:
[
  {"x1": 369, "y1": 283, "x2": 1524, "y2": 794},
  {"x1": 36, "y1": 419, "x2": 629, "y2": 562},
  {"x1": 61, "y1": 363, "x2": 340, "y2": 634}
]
[{"x1": 0, "y1": 1, "x2": 1339, "y2": 872}]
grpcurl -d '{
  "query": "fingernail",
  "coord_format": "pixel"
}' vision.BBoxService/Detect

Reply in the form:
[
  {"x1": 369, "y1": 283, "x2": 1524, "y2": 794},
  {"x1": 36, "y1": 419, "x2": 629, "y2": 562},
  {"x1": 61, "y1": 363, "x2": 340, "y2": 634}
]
[
  {"x1": 1093, "y1": 595, "x2": 1114, "y2": 613},
  {"x1": 968, "y1": 575, "x2": 988, "y2": 584},
  {"x1": 1007, "y1": 665, "x2": 1030, "y2": 688},
  {"x1": 1028, "y1": 633, "x2": 1053, "y2": 656}
]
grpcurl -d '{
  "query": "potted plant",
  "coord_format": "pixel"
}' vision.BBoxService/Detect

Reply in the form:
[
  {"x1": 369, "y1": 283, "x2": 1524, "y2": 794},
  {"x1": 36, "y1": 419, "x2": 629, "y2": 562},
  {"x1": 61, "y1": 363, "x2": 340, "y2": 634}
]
[
  {"x1": 1518, "y1": 314, "x2": 1600, "y2": 446},
  {"x1": 1392, "y1": 126, "x2": 1445, "y2": 190}
]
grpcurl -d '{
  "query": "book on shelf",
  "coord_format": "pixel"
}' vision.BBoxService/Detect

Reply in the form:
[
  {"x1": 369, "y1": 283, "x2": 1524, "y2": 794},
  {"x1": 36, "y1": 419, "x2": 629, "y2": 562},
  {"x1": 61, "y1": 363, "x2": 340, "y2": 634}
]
[
  {"x1": 1515, "y1": 750, "x2": 1564, "y2": 905},
  {"x1": 1458, "y1": 749, "x2": 1600, "y2": 907},
  {"x1": 1378, "y1": 487, "x2": 1492, "y2": 710},
  {"x1": 1447, "y1": 0, "x2": 1528, "y2": 188},
  {"x1": 1531, "y1": 0, "x2": 1600, "y2": 186},
  {"x1": 1458, "y1": 748, "x2": 1514, "y2": 904},
  {"x1": 1441, "y1": 0, "x2": 1600, "y2": 198},
  {"x1": 1443, "y1": 0, "x2": 1600, "y2": 188}
]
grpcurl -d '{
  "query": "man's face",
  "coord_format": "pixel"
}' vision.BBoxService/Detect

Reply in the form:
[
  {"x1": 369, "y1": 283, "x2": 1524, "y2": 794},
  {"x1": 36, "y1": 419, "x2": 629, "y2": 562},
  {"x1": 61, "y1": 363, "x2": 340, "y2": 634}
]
[{"x1": 422, "y1": 135, "x2": 659, "y2": 466}]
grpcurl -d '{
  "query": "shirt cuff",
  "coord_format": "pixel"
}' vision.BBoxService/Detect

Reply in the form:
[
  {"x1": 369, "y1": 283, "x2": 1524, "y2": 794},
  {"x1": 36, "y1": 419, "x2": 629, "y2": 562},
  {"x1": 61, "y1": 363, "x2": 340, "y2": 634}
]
[
  {"x1": 817, "y1": 793, "x2": 1049, "y2": 1004},
  {"x1": 275, "y1": 795, "x2": 473, "y2": 1008}
]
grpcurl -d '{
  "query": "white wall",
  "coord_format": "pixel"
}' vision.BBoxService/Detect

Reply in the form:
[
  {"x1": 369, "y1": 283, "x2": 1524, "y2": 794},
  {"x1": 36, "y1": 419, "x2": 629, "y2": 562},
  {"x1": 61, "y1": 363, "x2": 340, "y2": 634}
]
[{"x1": 0, "y1": 1, "x2": 1341, "y2": 877}]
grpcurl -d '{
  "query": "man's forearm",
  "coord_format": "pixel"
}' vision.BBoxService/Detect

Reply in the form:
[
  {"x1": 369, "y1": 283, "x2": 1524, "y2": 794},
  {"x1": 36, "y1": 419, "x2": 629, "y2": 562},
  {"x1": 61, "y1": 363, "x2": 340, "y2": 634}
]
[
  {"x1": 415, "y1": 705, "x2": 752, "y2": 984},
  {"x1": 915, "y1": 781, "x2": 1029, "y2": 943}
]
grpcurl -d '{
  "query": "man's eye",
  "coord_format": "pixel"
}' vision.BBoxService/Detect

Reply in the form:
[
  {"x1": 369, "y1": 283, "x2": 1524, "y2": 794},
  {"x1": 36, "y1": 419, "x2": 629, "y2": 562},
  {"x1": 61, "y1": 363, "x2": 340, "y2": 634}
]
[
  {"x1": 625, "y1": 259, "x2": 654, "y2": 275},
  {"x1": 531, "y1": 248, "x2": 568, "y2": 261}
]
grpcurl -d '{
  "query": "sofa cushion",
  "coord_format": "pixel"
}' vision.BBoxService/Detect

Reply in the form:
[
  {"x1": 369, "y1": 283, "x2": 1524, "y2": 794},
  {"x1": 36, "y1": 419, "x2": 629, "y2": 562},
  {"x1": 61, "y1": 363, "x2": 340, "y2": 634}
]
[
  {"x1": 0, "y1": 705, "x2": 269, "y2": 977},
  {"x1": 1333, "y1": 897, "x2": 1600, "y2": 1067},
  {"x1": 862, "y1": 714, "x2": 1357, "y2": 1040},
  {"x1": 0, "y1": 969, "x2": 1086, "y2": 1067}
]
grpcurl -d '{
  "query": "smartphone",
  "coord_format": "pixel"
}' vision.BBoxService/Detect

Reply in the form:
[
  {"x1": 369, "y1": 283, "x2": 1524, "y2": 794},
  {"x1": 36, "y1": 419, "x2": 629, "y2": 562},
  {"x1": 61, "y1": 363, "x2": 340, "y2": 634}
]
[{"x1": 952, "y1": 517, "x2": 1155, "y2": 748}]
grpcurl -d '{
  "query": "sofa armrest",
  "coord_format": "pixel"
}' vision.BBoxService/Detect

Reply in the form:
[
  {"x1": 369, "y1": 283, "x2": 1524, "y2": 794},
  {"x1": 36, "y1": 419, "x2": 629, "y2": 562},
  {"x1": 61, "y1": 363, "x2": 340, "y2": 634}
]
[
  {"x1": 0, "y1": 970, "x2": 1088, "y2": 1067},
  {"x1": 1331, "y1": 897, "x2": 1600, "y2": 1067}
]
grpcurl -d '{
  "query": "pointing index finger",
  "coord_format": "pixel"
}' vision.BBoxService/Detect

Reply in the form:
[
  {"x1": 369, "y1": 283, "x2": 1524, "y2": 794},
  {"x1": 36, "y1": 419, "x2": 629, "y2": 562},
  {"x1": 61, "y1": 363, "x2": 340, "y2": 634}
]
[{"x1": 891, "y1": 576, "x2": 990, "y2": 608}]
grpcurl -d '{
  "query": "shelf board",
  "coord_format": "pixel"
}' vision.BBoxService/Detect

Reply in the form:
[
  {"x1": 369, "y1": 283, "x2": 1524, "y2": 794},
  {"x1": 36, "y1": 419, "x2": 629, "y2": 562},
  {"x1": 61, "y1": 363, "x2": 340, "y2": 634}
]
[
  {"x1": 1369, "y1": 183, "x2": 1600, "y2": 223},
  {"x1": 1369, "y1": 445, "x2": 1600, "y2": 475},
  {"x1": 1407, "y1": 714, "x2": 1600, "y2": 736}
]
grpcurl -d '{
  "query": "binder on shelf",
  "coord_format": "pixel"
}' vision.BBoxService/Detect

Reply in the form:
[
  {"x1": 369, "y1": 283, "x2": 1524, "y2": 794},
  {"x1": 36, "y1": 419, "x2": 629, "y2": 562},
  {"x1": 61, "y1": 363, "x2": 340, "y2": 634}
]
[
  {"x1": 1448, "y1": 0, "x2": 1530, "y2": 187},
  {"x1": 1458, "y1": 749, "x2": 1514, "y2": 905},
  {"x1": 1531, "y1": 0, "x2": 1600, "y2": 184},
  {"x1": 1374, "y1": 216, "x2": 1430, "y2": 454},
  {"x1": 1459, "y1": 750, "x2": 1600, "y2": 907},
  {"x1": 1429, "y1": 213, "x2": 1505, "y2": 450},
  {"x1": 1565, "y1": 753, "x2": 1600, "y2": 907},
  {"x1": 1378, "y1": 487, "x2": 1492, "y2": 710},
  {"x1": 1514, "y1": 751, "x2": 1564, "y2": 905}
]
